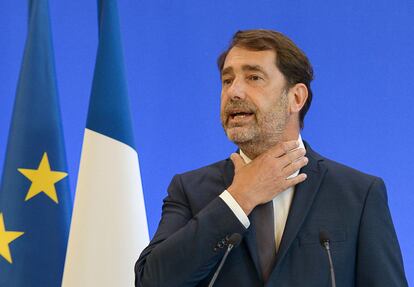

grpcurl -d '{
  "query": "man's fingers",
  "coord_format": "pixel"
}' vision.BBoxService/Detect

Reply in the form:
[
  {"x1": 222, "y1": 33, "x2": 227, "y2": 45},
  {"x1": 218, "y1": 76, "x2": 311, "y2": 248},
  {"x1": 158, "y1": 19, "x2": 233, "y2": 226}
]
[
  {"x1": 279, "y1": 148, "x2": 306, "y2": 168},
  {"x1": 285, "y1": 173, "x2": 307, "y2": 188},
  {"x1": 230, "y1": 153, "x2": 246, "y2": 172},
  {"x1": 268, "y1": 140, "x2": 300, "y2": 158},
  {"x1": 283, "y1": 156, "x2": 308, "y2": 176}
]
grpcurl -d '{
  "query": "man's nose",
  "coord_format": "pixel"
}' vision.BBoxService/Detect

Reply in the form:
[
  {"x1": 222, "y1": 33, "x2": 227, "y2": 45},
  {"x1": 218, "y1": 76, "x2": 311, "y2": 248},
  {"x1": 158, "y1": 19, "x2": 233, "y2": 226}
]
[{"x1": 227, "y1": 78, "x2": 246, "y2": 100}]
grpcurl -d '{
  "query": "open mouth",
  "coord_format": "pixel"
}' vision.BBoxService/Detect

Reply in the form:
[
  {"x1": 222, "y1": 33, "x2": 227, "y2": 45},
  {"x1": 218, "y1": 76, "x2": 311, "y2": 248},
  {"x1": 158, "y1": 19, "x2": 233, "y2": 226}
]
[
  {"x1": 229, "y1": 111, "x2": 254, "y2": 120},
  {"x1": 229, "y1": 112, "x2": 254, "y2": 122}
]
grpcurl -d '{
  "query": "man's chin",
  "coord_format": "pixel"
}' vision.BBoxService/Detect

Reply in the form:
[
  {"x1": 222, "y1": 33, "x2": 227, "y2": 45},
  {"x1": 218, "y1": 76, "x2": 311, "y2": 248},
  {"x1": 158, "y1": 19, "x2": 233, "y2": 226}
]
[{"x1": 225, "y1": 127, "x2": 255, "y2": 144}]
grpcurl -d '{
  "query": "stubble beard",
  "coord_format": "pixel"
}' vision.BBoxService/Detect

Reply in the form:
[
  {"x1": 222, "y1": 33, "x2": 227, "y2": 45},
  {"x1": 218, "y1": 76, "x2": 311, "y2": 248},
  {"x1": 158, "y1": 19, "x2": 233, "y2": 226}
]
[{"x1": 221, "y1": 92, "x2": 289, "y2": 159}]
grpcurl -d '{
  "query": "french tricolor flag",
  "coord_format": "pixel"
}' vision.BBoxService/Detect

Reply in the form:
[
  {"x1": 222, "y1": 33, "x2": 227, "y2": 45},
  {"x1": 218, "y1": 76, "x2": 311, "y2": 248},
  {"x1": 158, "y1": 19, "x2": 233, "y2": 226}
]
[{"x1": 62, "y1": 0, "x2": 149, "y2": 286}]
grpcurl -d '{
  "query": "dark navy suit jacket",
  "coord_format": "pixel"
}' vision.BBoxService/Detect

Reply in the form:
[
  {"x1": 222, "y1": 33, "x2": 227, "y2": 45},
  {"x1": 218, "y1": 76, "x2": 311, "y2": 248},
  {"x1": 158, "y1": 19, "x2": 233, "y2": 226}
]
[{"x1": 135, "y1": 143, "x2": 407, "y2": 286}]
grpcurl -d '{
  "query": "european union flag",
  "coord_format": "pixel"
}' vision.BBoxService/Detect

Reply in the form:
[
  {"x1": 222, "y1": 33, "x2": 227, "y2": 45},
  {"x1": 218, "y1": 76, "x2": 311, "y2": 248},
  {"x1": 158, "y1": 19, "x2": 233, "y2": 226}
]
[{"x1": 0, "y1": 0, "x2": 72, "y2": 286}]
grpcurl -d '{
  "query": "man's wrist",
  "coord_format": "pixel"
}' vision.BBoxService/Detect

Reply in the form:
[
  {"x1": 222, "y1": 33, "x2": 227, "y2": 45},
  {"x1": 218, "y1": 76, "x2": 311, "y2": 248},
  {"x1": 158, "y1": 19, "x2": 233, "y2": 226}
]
[
  {"x1": 227, "y1": 186, "x2": 254, "y2": 215},
  {"x1": 219, "y1": 190, "x2": 250, "y2": 228}
]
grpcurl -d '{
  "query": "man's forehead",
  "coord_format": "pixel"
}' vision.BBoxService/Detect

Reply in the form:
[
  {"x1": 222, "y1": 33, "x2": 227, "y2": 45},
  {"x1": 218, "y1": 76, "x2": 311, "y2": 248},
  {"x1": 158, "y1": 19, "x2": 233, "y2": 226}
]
[
  {"x1": 222, "y1": 47, "x2": 277, "y2": 72},
  {"x1": 221, "y1": 65, "x2": 266, "y2": 76}
]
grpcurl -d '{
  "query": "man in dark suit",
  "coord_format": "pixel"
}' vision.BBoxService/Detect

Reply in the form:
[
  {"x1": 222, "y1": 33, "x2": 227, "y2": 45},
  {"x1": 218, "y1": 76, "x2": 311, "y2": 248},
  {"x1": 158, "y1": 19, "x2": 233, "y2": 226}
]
[{"x1": 135, "y1": 30, "x2": 407, "y2": 286}]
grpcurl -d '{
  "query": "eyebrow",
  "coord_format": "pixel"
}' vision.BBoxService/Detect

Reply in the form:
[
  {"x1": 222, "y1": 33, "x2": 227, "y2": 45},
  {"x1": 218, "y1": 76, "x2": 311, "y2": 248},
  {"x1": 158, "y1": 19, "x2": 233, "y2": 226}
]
[
  {"x1": 221, "y1": 64, "x2": 268, "y2": 78},
  {"x1": 221, "y1": 67, "x2": 234, "y2": 77},
  {"x1": 242, "y1": 65, "x2": 265, "y2": 73}
]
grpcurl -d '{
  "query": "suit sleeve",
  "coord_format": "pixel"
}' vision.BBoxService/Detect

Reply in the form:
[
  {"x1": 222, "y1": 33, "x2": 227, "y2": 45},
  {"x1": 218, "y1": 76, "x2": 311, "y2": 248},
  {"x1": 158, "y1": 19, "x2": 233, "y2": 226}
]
[
  {"x1": 135, "y1": 174, "x2": 247, "y2": 287},
  {"x1": 355, "y1": 177, "x2": 408, "y2": 286}
]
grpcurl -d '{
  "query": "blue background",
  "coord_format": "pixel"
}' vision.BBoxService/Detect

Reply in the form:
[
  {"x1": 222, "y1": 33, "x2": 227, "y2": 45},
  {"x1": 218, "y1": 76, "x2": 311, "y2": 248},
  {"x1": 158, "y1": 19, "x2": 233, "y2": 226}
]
[{"x1": 0, "y1": 0, "x2": 412, "y2": 284}]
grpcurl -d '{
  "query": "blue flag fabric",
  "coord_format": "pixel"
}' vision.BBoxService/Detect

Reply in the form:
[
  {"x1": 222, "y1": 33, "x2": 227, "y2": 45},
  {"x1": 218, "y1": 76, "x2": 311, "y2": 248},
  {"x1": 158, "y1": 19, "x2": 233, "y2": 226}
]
[
  {"x1": 86, "y1": 0, "x2": 135, "y2": 148},
  {"x1": 0, "y1": 0, "x2": 72, "y2": 286}
]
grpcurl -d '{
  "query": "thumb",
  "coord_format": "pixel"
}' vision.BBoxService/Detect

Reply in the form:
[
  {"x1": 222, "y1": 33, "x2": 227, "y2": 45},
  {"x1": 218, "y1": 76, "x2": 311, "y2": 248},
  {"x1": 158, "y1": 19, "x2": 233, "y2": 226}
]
[{"x1": 230, "y1": 153, "x2": 246, "y2": 172}]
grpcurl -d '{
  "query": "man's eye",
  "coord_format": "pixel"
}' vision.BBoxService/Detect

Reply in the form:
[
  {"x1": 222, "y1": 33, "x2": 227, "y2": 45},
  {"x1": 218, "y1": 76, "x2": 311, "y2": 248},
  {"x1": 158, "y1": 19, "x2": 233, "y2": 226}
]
[
  {"x1": 248, "y1": 75, "x2": 262, "y2": 81},
  {"x1": 222, "y1": 78, "x2": 233, "y2": 85}
]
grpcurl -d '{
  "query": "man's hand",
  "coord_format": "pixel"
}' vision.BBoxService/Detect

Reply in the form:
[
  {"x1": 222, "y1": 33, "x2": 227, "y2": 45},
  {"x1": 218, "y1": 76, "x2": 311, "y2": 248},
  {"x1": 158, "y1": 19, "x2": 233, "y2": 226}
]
[{"x1": 227, "y1": 141, "x2": 308, "y2": 215}]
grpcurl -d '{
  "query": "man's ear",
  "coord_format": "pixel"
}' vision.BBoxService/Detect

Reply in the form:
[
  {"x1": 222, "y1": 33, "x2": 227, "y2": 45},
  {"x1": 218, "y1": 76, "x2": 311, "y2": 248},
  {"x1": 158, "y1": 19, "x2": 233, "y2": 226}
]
[{"x1": 288, "y1": 83, "x2": 308, "y2": 114}]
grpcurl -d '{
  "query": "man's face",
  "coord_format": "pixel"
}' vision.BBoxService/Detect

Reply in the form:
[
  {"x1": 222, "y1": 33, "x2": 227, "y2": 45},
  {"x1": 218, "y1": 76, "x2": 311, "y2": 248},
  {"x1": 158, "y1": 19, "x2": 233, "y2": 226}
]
[{"x1": 220, "y1": 46, "x2": 290, "y2": 153}]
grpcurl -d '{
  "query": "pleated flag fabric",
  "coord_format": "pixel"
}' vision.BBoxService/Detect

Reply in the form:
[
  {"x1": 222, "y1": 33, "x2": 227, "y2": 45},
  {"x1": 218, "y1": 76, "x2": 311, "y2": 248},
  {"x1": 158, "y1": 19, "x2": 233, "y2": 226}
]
[
  {"x1": 62, "y1": 0, "x2": 149, "y2": 285},
  {"x1": 0, "y1": 0, "x2": 72, "y2": 286}
]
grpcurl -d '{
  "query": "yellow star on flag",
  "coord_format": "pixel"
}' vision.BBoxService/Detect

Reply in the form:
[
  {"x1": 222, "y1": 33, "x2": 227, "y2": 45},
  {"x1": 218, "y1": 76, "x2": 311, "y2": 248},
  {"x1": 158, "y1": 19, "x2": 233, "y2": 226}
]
[
  {"x1": 0, "y1": 213, "x2": 24, "y2": 264},
  {"x1": 18, "y1": 152, "x2": 68, "y2": 204}
]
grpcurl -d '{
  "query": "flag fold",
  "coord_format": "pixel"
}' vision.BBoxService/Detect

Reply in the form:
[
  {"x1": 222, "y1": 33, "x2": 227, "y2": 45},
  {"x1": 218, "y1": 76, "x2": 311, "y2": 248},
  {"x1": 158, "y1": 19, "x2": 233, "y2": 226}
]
[
  {"x1": 0, "y1": 0, "x2": 72, "y2": 285},
  {"x1": 62, "y1": 0, "x2": 149, "y2": 285}
]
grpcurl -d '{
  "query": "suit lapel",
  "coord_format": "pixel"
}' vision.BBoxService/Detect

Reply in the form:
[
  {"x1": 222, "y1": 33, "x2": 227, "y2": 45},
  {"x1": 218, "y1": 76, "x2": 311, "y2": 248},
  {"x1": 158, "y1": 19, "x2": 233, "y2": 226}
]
[
  {"x1": 270, "y1": 144, "x2": 327, "y2": 279},
  {"x1": 222, "y1": 158, "x2": 263, "y2": 280}
]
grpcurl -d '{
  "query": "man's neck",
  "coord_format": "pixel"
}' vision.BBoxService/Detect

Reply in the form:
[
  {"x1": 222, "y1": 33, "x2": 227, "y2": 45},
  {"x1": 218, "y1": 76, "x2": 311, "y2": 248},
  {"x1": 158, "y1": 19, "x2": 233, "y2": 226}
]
[{"x1": 239, "y1": 133, "x2": 302, "y2": 161}]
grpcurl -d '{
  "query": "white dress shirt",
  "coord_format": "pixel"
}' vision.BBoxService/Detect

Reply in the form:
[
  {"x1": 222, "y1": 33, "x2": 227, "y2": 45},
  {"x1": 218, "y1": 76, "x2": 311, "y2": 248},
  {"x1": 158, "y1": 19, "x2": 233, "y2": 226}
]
[{"x1": 219, "y1": 136, "x2": 305, "y2": 251}]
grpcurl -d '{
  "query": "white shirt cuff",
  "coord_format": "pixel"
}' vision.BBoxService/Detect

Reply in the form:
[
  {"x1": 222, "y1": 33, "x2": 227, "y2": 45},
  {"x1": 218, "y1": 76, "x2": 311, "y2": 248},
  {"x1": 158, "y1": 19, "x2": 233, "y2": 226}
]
[{"x1": 219, "y1": 190, "x2": 250, "y2": 228}]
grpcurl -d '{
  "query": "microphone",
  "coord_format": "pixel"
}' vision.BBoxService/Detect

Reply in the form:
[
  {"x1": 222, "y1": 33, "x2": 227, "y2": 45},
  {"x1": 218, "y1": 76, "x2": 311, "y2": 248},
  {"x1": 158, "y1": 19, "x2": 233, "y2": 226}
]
[
  {"x1": 208, "y1": 233, "x2": 242, "y2": 287},
  {"x1": 319, "y1": 230, "x2": 337, "y2": 287}
]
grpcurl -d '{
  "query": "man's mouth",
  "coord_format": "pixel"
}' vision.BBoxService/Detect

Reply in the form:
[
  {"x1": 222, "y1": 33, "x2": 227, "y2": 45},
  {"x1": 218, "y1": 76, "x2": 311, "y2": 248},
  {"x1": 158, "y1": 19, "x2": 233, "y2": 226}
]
[
  {"x1": 228, "y1": 111, "x2": 254, "y2": 122},
  {"x1": 230, "y1": 112, "x2": 253, "y2": 118}
]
